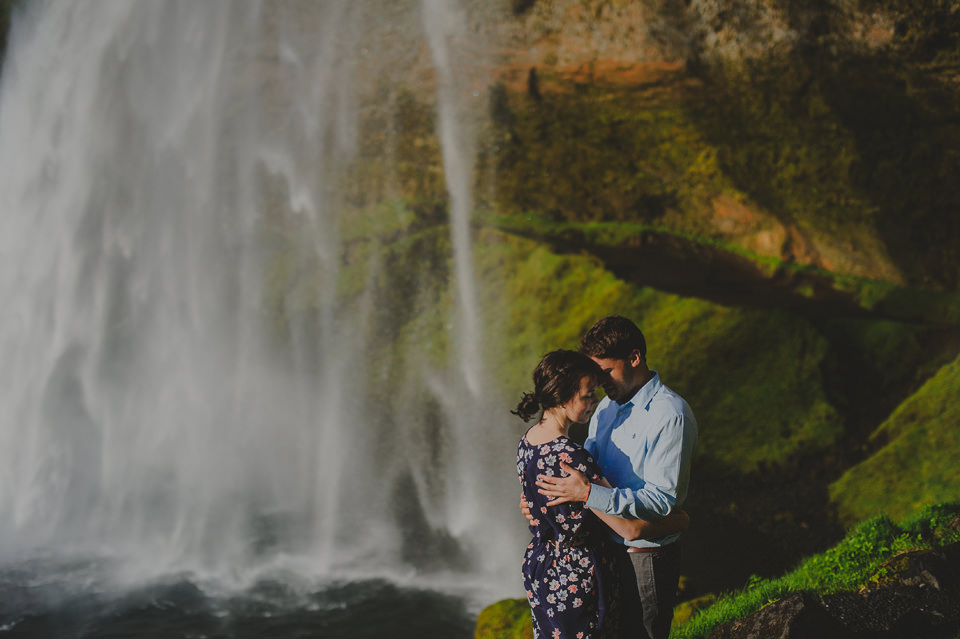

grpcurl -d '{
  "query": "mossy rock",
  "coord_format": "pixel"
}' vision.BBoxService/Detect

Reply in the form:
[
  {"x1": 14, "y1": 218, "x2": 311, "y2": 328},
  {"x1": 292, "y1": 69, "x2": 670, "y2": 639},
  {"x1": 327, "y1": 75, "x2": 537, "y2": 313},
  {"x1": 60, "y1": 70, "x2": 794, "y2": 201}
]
[
  {"x1": 283, "y1": 215, "x2": 844, "y2": 477},
  {"x1": 670, "y1": 504, "x2": 960, "y2": 639},
  {"x1": 673, "y1": 593, "x2": 718, "y2": 626},
  {"x1": 475, "y1": 231, "x2": 842, "y2": 473},
  {"x1": 829, "y1": 353, "x2": 960, "y2": 526},
  {"x1": 899, "y1": 503, "x2": 960, "y2": 546},
  {"x1": 474, "y1": 597, "x2": 532, "y2": 639}
]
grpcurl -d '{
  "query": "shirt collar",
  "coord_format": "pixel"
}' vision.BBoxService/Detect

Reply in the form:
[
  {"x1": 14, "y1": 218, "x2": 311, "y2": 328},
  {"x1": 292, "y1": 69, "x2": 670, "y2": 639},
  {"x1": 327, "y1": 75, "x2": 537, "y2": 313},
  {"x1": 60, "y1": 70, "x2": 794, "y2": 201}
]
[{"x1": 618, "y1": 370, "x2": 661, "y2": 411}]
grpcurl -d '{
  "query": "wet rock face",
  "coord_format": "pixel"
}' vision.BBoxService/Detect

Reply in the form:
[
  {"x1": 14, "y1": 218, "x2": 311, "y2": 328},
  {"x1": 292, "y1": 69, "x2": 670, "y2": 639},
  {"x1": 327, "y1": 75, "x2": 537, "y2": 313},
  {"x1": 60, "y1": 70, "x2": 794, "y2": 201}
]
[{"x1": 706, "y1": 543, "x2": 960, "y2": 639}]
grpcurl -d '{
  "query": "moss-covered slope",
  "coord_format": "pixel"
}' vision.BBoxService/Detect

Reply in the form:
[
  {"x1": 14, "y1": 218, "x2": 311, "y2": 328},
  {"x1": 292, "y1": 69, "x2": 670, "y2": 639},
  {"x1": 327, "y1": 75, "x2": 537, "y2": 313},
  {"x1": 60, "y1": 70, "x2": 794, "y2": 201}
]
[
  {"x1": 671, "y1": 502, "x2": 960, "y2": 638},
  {"x1": 475, "y1": 230, "x2": 842, "y2": 474},
  {"x1": 830, "y1": 352, "x2": 960, "y2": 526}
]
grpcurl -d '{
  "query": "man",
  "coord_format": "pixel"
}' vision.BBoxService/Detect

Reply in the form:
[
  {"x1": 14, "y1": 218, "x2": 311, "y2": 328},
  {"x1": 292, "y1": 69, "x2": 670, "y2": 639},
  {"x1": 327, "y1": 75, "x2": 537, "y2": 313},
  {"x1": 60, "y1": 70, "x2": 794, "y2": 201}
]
[{"x1": 531, "y1": 315, "x2": 698, "y2": 639}]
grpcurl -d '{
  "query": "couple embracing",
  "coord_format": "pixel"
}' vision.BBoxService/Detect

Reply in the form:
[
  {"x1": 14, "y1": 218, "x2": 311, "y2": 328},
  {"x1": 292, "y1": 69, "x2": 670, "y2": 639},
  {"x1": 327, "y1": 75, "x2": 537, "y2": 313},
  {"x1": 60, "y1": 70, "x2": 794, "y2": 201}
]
[{"x1": 514, "y1": 316, "x2": 698, "y2": 639}]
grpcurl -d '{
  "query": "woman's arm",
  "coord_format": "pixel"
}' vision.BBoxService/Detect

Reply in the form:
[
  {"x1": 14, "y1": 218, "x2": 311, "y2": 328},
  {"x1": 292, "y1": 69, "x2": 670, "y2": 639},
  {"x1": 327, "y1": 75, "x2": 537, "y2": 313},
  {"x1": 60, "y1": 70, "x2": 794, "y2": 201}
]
[{"x1": 589, "y1": 479, "x2": 690, "y2": 541}]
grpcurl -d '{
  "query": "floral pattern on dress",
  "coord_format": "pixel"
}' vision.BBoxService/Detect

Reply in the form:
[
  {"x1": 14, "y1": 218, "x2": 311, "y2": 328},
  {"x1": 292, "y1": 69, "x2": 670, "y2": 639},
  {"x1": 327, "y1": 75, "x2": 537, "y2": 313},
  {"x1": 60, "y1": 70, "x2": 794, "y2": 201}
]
[{"x1": 517, "y1": 435, "x2": 631, "y2": 639}]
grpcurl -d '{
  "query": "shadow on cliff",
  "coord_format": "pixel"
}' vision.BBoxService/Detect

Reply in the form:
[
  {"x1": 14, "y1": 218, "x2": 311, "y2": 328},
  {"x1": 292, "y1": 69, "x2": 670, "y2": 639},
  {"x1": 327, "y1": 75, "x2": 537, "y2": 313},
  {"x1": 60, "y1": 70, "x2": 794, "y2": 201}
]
[{"x1": 684, "y1": 2, "x2": 960, "y2": 291}]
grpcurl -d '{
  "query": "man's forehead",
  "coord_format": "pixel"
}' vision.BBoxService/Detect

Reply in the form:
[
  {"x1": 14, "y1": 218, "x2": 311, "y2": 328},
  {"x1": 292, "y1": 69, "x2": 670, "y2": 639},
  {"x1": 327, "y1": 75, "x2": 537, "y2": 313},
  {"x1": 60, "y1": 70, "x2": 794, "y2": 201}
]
[{"x1": 589, "y1": 356, "x2": 622, "y2": 369}]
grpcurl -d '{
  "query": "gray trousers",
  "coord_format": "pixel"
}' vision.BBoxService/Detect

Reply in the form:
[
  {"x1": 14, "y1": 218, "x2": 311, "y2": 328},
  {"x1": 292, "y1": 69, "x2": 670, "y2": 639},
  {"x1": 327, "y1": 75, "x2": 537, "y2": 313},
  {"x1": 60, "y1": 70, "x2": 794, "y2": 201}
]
[{"x1": 625, "y1": 542, "x2": 682, "y2": 639}]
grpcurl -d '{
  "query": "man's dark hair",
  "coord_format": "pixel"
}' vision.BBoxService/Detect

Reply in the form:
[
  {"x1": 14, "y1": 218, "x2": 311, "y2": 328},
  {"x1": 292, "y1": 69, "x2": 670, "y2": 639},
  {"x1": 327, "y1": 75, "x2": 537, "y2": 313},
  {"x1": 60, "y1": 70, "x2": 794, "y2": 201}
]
[
  {"x1": 579, "y1": 315, "x2": 647, "y2": 360},
  {"x1": 512, "y1": 350, "x2": 603, "y2": 422}
]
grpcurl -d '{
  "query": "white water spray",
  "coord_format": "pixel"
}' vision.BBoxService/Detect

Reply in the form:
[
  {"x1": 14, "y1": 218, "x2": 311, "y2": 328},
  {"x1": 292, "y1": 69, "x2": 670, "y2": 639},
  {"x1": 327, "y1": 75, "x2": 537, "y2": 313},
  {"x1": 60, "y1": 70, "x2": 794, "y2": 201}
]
[{"x1": 0, "y1": 0, "x2": 520, "y2": 597}]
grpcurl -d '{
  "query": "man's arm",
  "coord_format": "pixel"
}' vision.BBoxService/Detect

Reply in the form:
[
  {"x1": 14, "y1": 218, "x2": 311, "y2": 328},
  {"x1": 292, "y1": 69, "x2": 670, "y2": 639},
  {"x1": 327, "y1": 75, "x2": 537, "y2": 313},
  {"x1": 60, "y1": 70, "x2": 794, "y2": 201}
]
[
  {"x1": 586, "y1": 412, "x2": 695, "y2": 519},
  {"x1": 539, "y1": 412, "x2": 695, "y2": 520},
  {"x1": 535, "y1": 464, "x2": 691, "y2": 539},
  {"x1": 593, "y1": 507, "x2": 690, "y2": 541}
]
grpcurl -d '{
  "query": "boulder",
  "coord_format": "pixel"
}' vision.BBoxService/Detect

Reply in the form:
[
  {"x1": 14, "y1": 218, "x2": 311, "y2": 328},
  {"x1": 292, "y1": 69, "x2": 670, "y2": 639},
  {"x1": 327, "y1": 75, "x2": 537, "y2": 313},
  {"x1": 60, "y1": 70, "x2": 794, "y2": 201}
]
[
  {"x1": 705, "y1": 591, "x2": 845, "y2": 639},
  {"x1": 821, "y1": 543, "x2": 960, "y2": 638},
  {"x1": 474, "y1": 598, "x2": 532, "y2": 639},
  {"x1": 706, "y1": 543, "x2": 960, "y2": 639}
]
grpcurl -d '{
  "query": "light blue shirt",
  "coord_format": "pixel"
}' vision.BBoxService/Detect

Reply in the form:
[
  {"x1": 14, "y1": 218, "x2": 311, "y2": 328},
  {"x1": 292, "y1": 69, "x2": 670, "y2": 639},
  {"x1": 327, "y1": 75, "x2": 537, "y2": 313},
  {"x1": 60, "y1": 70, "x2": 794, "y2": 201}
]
[{"x1": 584, "y1": 371, "x2": 697, "y2": 548}]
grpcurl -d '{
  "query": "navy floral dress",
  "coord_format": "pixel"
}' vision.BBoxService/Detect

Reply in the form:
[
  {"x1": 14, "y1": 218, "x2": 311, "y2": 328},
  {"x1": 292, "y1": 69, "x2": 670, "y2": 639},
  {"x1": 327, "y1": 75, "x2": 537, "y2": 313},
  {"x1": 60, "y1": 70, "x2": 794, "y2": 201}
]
[{"x1": 517, "y1": 435, "x2": 631, "y2": 639}]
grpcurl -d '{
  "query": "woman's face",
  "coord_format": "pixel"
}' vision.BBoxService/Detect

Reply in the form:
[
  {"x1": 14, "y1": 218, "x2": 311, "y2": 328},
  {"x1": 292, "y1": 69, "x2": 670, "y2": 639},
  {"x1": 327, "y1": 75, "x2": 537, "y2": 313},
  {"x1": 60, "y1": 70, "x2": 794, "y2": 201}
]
[{"x1": 561, "y1": 375, "x2": 599, "y2": 425}]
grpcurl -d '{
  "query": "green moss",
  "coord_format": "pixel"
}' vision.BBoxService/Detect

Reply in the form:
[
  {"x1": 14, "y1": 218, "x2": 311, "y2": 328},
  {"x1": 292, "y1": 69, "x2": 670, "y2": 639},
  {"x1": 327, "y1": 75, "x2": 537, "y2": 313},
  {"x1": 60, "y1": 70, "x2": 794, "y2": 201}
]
[
  {"x1": 479, "y1": 210, "x2": 783, "y2": 267},
  {"x1": 673, "y1": 593, "x2": 718, "y2": 626},
  {"x1": 644, "y1": 298, "x2": 841, "y2": 472},
  {"x1": 689, "y1": 45, "x2": 960, "y2": 289},
  {"x1": 829, "y1": 353, "x2": 960, "y2": 525},
  {"x1": 474, "y1": 598, "x2": 533, "y2": 639},
  {"x1": 488, "y1": 72, "x2": 900, "y2": 286},
  {"x1": 899, "y1": 502, "x2": 960, "y2": 544},
  {"x1": 489, "y1": 79, "x2": 729, "y2": 228},
  {"x1": 474, "y1": 231, "x2": 636, "y2": 404},
  {"x1": 337, "y1": 198, "x2": 419, "y2": 243},
  {"x1": 671, "y1": 503, "x2": 960, "y2": 638},
  {"x1": 346, "y1": 86, "x2": 446, "y2": 208},
  {"x1": 873, "y1": 286, "x2": 960, "y2": 327},
  {"x1": 690, "y1": 62, "x2": 872, "y2": 232},
  {"x1": 822, "y1": 317, "x2": 927, "y2": 388},
  {"x1": 479, "y1": 211, "x2": 960, "y2": 326},
  {"x1": 474, "y1": 231, "x2": 842, "y2": 473},
  {"x1": 486, "y1": 30, "x2": 960, "y2": 290}
]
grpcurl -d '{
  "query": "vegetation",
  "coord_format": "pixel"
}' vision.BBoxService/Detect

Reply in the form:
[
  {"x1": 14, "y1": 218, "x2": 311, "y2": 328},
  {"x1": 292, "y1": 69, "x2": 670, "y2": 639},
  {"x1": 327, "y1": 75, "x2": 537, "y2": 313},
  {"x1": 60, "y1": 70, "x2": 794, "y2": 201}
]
[
  {"x1": 487, "y1": 78, "x2": 728, "y2": 228},
  {"x1": 474, "y1": 598, "x2": 532, "y2": 639},
  {"x1": 671, "y1": 502, "x2": 960, "y2": 638},
  {"x1": 475, "y1": 504, "x2": 960, "y2": 639},
  {"x1": 473, "y1": 230, "x2": 844, "y2": 473},
  {"x1": 830, "y1": 353, "x2": 960, "y2": 525},
  {"x1": 480, "y1": 210, "x2": 960, "y2": 325},
  {"x1": 268, "y1": 203, "x2": 859, "y2": 475},
  {"x1": 268, "y1": 193, "x2": 960, "y2": 576},
  {"x1": 259, "y1": 0, "x2": 960, "y2": 624},
  {"x1": 483, "y1": 1, "x2": 960, "y2": 291},
  {"x1": 688, "y1": 50, "x2": 960, "y2": 291}
]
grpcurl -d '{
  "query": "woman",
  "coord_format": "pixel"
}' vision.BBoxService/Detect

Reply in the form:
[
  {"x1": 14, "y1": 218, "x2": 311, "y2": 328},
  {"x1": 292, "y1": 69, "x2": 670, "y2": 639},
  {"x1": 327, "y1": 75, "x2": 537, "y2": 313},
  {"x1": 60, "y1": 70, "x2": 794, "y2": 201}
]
[{"x1": 515, "y1": 350, "x2": 689, "y2": 639}]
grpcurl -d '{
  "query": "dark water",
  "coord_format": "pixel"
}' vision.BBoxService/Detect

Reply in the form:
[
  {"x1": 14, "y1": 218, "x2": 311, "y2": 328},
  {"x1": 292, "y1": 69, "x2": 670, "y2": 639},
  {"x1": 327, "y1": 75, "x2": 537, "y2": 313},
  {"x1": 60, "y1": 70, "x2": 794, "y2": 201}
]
[{"x1": 0, "y1": 562, "x2": 475, "y2": 639}]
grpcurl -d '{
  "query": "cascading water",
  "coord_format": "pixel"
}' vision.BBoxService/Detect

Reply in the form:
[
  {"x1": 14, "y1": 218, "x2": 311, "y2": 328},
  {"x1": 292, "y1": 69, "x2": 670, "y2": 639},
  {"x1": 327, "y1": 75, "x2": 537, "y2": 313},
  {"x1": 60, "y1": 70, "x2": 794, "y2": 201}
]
[{"x1": 0, "y1": 1, "x2": 522, "y2": 635}]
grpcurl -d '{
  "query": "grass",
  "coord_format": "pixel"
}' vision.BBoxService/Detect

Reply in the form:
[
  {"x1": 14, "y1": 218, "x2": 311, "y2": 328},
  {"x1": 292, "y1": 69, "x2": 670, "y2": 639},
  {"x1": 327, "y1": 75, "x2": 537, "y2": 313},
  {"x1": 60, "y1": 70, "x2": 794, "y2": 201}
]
[{"x1": 671, "y1": 502, "x2": 960, "y2": 638}]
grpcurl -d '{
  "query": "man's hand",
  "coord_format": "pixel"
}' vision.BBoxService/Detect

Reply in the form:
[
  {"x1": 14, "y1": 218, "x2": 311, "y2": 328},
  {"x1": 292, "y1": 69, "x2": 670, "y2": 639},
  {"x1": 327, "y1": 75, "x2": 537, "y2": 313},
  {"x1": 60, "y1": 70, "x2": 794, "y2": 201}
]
[
  {"x1": 520, "y1": 491, "x2": 536, "y2": 526},
  {"x1": 536, "y1": 462, "x2": 591, "y2": 506}
]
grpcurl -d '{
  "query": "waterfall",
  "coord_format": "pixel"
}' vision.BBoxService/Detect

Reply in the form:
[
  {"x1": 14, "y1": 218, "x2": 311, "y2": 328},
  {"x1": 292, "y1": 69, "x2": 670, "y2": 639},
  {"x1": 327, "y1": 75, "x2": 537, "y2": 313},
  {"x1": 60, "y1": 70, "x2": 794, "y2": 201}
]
[{"x1": 0, "y1": 0, "x2": 520, "y2": 598}]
